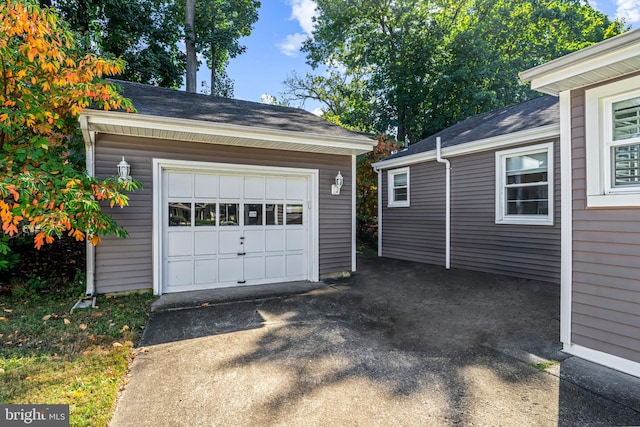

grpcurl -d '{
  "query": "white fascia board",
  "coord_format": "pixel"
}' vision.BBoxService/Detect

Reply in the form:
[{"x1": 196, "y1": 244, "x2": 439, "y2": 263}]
[
  {"x1": 79, "y1": 109, "x2": 376, "y2": 155},
  {"x1": 520, "y1": 29, "x2": 640, "y2": 94},
  {"x1": 373, "y1": 124, "x2": 559, "y2": 170}
]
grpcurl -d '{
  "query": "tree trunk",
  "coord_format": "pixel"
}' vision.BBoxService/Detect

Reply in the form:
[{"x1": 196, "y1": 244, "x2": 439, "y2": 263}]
[
  {"x1": 185, "y1": 0, "x2": 197, "y2": 93},
  {"x1": 209, "y1": 1, "x2": 216, "y2": 95}
]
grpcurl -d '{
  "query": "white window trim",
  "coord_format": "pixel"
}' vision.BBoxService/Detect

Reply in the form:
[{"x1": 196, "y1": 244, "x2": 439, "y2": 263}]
[
  {"x1": 585, "y1": 75, "x2": 640, "y2": 208},
  {"x1": 495, "y1": 142, "x2": 554, "y2": 226},
  {"x1": 387, "y1": 167, "x2": 410, "y2": 207}
]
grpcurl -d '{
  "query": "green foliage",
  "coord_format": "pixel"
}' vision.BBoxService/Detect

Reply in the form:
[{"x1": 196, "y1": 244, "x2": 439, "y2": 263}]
[
  {"x1": 0, "y1": 0, "x2": 142, "y2": 262},
  {"x1": 52, "y1": 0, "x2": 186, "y2": 88},
  {"x1": 356, "y1": 136, "x2": 400, "y2": 246},
  {"x1": 302, "y1": 0, "x2": 626, "y2": 143},
  {"x1": 181, "y1": 0, "x2": 260, "y2": 96}
]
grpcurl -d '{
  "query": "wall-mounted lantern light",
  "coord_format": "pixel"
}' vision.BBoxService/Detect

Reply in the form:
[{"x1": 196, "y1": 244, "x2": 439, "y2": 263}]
[
  {"x1": 331, "y1": 171, "x2": 343, "y2": 195},
  {"x1": 117, "y1": 157, "x2": 131, "y2": 182}
]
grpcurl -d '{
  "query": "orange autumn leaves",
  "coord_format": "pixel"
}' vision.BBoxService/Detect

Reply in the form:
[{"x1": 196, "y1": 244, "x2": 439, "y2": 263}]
[{"x1": 0, "y1": 0, "x2": 140, "y2": 252}]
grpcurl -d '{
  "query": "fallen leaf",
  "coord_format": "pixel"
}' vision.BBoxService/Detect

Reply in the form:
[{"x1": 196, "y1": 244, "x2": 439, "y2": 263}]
[
  {"x1": 78, "y1": 324, "x2": 87, "y2": 330},
  {"x1": 63, "y1": 318, "x2": 71, "y2": 325},
  {"x1": 104, "y1": 368, "x2": 117, "y2": 377},
  {"x1": 0, "y1": 334, "x2": 3, "y2": 338},
  {"x1": 124, "y1": 340, "x2": 133, "y2": 347},
  {"x1": 2, "y1": 308, "x2": 12, "y2": 313},
  {"x1": 120, "y1": 325, "x2": 129, "y2": 333},
  {"x1": 25, "y1": 376, "x2": 33, "y2": 381},
  {"x1": 42, "y1": 315, "x2": 52, "y2": 321},
  {"x1": 91, "y1": 312, "x2": 103, "y2": 318},
  {"x1": 0, "y1": 317, "x2": 7, "y2": 322},
  {"x1": 112, "y1": 342, "x2": 123, "y2": 347},
  {"x1": 201, "y1": 302, "x2": 209, "y2": 307},
  {"x1": 82, "y1": 350, "x2": 90, "y2": 356},
  {"x1": 0, "y1": 368, "x2": 5, "y2": 374},
  {"x1": 88, "y1": 334, "x2": 97, "y2": 342},
  {"x1": 5, "y1": 341, "x2": 13, "y2": 346},
  {"x1": 72, "y1": 389, "x2": 84, "y2": 397}
]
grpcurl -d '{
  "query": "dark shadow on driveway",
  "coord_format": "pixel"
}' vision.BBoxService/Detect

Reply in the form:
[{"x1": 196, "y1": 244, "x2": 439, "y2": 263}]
[{"x1": 112, "y1": 256, "x2": 640, "y2": 426}]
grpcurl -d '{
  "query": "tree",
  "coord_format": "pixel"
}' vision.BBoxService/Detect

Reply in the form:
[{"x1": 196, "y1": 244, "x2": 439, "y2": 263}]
[
  {"x1": 302, "y1": 0, "x2": 625, "y2": 143},
  {"x1": 183, "y1": 0, "x2": 260, "y2": 96},
  {"x1": 0, "y1": 0, "x2": 141, "y2": 269},
  {"x1": 356, "y1": 136, "x2": 399, "y2": 246},
  {"x1": 282, "y1": 70, "x2": 374, "y2": 133},
  {"x1": 185, "y1": 0, "x2": 197, "y2": 92},
  {"x1": 51, "y1": 0, "x2": 185, "y2": 88}
]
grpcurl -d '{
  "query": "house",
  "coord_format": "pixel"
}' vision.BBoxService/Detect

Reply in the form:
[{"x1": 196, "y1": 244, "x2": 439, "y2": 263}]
[
  {"x1": 372, "y1": 95, "x2": 562, "y2": 283},
  {"x1": 521, "y1": 29, "x2": 640, "y2": 378},
  {"x1": 79, "y1": 81, "x2": 375, "y2": 296},
  {"x1": 375, "y1": 28, "x2": 640, "y2": 378}
]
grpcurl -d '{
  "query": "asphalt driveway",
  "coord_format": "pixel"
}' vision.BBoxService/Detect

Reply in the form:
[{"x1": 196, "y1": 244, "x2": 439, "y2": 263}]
[{"x1": 110, "y1": 257, "x2": 640, "y2": 426}]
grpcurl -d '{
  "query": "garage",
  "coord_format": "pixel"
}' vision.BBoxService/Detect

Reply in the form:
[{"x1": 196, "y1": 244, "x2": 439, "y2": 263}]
[
  {"x1": 159, "y1": 162, "x2": 318, "y2": 293},
  {"x1": 79, "y1": 80, "x2": 375, "y2": 295}
]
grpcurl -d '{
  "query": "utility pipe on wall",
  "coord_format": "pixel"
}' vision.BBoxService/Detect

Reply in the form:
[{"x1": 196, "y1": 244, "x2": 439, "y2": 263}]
[{"x1": 435, "y1": 137, "x2": 451, "y2": 269}]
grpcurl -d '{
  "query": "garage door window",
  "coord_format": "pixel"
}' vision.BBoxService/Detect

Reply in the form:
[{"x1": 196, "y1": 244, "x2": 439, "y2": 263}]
[
  {"x1": 169, "y1": 203, "x2": 191, "y2": 226},
  {"x1": 286, "y1": 204, "x2": 303, "y2": 224},
  {"x1": 195, "y1": 203, "x2": 216, "y2": 226},
  {"x1": 266, "y1": 204, "x2": 284, "y2": 225},
  {"x1": 220, "y1": 203, "x2": 239, "y2": 226},
  {"x1": 244, "y1": 204, "x2": 263, "y2": 225}
]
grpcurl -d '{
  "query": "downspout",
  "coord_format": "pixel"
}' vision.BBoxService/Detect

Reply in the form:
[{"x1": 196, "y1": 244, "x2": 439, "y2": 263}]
[
  {"x1": 79, "y1": 115, "x2": 96, "y2": 295},
  {"x1": 373, "y1": 166, "x2": 382, "y2": 257},
  {"x1": 435, "y1": 137, "x2": 451, "y2": 269}
]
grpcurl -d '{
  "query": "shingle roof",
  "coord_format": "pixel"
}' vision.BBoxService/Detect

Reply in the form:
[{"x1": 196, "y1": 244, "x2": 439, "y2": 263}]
[
  {"x1": 383, "y1": 95, "x2": 559, "y2": 161},
  {"x1": 107, "y1": 80, "x2": 363, "y2": 139}
]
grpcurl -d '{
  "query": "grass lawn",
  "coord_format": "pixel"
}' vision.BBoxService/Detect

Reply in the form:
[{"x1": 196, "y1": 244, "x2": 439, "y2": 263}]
[{"x1": 0, "y1": 289, "x2": 155, "y2": 427}]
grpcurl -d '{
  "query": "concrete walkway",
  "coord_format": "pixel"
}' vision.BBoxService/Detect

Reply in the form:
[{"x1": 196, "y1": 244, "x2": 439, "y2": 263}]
[{"x1": 110, "y1": 257, "x2": 640, "y2": 426}]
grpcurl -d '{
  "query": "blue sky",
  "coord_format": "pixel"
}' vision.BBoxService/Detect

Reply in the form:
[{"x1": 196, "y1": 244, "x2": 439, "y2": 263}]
[{"x1": 205, "y1": 0, "x2": 639, "y2": 111}]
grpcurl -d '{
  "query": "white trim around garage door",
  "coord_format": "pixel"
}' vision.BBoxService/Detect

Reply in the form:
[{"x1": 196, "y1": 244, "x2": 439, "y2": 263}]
[{"x1": 152, "y1": 158, "x2": 320, "y2": 295}]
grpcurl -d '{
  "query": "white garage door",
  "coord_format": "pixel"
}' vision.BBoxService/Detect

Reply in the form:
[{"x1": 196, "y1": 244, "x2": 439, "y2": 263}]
[{"x1": 162, "y1": 169, "x2": 309, "y2": 293}]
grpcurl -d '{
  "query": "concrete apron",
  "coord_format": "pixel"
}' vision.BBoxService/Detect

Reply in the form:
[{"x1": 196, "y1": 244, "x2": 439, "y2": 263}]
[{"x1": 110, "y1": 257, "x2": 640, "y2": 427}]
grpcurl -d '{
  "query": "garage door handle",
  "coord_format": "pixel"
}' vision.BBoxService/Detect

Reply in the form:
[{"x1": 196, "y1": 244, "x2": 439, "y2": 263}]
[{"x1": 237, "y1": 252, "x2": 246, "y2": 256}]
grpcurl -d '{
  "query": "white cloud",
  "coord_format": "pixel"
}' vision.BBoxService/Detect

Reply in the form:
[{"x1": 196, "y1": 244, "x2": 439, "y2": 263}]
[
  {"x1": 616, "y1": 0, "x2": 640, "y2": 25},
  {"x1": 289, "y1": 0, "x2": 318, "y2": 34},
  {"x1": 277, "y1": 33, "x2": 308, "y2": 57},
  {"x1": 277, "y1": 0, "x2": 318, "y2": 56},
  {"x1": 587, "y1": 0, "x2": 599, "y2": 9}
]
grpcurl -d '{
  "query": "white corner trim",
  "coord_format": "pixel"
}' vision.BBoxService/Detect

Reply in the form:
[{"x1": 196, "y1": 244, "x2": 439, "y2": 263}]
[
  {"x1": 373, "y1": 124, "x2": 559, "y2": 170},
  {"x1": 351, "y1": 155, "x2": 357, "y2": 272},
  {"x1": 563, "y1": 343, "x2": 640, "y2": 379},
  {"x1": 151, "y1": 158, "x2": 320, "y2": 295},
  {"x1": 559, "y1": 90, "x2": 573, "y2": 345},
  {"x1": 80, "y1": 110, "x2": 376, "y2": 155}
]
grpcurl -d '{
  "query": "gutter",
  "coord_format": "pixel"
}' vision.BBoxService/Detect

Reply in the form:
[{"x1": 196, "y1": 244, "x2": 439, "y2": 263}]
[
  {"x1": 435, "y1": 137, "x2": 451, "y2": 270},
  {"x1": 373, "y1": 165, "x2": 382, "y2": 257}
]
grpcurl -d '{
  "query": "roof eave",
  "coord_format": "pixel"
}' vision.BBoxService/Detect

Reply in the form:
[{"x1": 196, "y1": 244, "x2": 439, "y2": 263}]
[
  {"x1": 79, "y1": 109, "x2": 376, "y2": 156},
  {"x1": 520, "y1": 29, "x2": 640, "y2": 95},
  {"x1": 373, "y1": 124, "x2": 559, "y2": 170}
]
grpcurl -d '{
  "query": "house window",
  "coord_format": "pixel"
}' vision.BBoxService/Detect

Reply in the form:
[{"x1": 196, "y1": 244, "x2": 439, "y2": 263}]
[
  {"x1": 585, "y1": 76, "x2": 640, "y2": 207},
  {"x1": 610, "y1": 97, "x2": 640, "y2": 188},
  {"x1": 495, "y1": 142, "x2": 554, "y2": 225},
  {"x1": 388, "y1": 167, "x2": 410, "y2": 207}
]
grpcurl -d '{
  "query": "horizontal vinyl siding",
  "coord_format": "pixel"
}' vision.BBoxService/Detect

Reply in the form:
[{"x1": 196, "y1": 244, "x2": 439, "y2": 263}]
[
  {"x1": 381, "y1": 141, "x2": 561, "y2": 283},
  {"x1": 94, "y1": 134, "x2": 352, "y2": 293},
  {"x1": 381, "y1": 163, "x2": 446, "y2": 265},
  {"x1": 570, "y1": 85, "x2": 640, "y2": 364}
]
